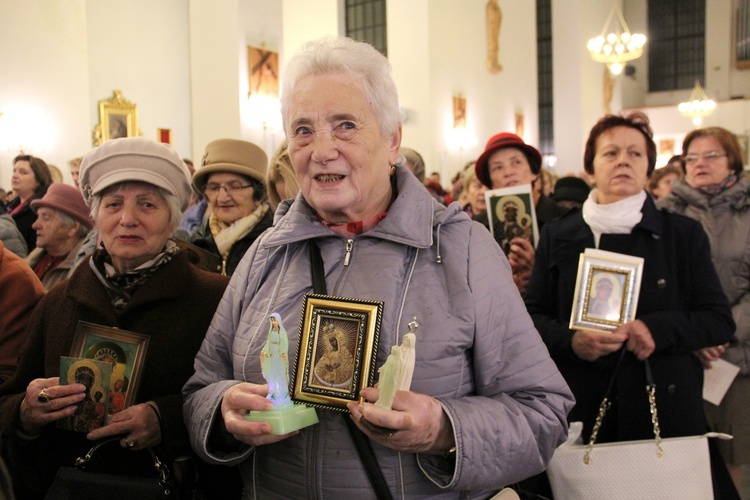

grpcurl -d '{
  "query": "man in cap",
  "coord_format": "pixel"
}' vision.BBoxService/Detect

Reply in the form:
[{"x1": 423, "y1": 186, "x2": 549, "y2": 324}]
[{"x1": 25, "y1": 183, "x2": 94, "y2": 289}]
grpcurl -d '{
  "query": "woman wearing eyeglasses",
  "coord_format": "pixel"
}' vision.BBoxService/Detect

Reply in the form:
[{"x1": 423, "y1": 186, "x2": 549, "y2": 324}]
[
  {"x1": 191, "y1": 139, "x2": 274, "y2": 275},
  {"x1": 659, "y1": 127, "x2": 750, "y2": 492}
]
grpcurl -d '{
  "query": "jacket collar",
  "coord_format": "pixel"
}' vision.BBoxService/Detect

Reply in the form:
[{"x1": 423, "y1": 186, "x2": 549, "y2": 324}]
[
  {"x1": 263, "y1": 166, "x2": 453, "y2": 249},
  {"x1": 65, "y1": 250, "x2": 196, "y2": 321},
  {"x1": 633, "y1": 193, "x2": 661, "y2": 236},
  {"x1": 669, "y1": 177, "x2": 750, "y2": 211},
  {"x1": 557, "y1": 191, "x2": 660, "y2": 242}
]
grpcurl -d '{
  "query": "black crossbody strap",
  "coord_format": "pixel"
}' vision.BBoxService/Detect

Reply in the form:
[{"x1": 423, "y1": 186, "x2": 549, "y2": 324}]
[{"x1": 309, "y1": 241, "x2": 393, "y2": 500}]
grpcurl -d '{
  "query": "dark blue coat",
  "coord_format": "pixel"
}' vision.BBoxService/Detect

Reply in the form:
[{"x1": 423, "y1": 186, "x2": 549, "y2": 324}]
[{"x1": 525, "y1": 194, "x2": 734, "y2": 442}]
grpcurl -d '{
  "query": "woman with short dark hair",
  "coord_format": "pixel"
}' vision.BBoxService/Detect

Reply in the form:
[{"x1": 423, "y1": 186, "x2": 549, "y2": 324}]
[
  {"x1": 7, "y1": 154, "x2": 53, "y2": 250},
  {"x1": 525, "y1": 112, "x2": 738, "y2": 498}
]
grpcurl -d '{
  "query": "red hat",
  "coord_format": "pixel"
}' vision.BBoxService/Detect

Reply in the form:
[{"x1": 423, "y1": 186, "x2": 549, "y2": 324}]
[
  {"x1": 475, "y1": 133, "x2": 542, "y2": 188},
  {"x1": 31, "y1": 183, "x2": 94, "y2": 229}
]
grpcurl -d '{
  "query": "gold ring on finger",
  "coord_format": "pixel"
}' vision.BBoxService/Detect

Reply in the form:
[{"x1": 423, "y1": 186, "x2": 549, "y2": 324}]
[{"x1": 37, "y1": 388, "x2": 51, "y2": 403}]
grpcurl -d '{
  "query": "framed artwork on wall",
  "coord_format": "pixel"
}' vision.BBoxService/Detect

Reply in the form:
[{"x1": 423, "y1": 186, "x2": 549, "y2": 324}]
[
  {"x1": 93, "y1": 90, "x2": 139, "y2": 146},
  {"x1": 248, "y1": 45, "x2": 280, "y2": 98}
]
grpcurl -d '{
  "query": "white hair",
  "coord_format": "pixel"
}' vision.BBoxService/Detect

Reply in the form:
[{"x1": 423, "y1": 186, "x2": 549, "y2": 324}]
[{"x1": 281, "y1": 36, "x2": 401, "y2": 139}]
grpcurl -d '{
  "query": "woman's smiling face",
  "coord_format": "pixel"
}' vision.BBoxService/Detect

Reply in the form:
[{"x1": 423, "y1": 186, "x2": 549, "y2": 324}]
[{"x1": 287, "y1": 72, "x2": 401, "y2": 224}]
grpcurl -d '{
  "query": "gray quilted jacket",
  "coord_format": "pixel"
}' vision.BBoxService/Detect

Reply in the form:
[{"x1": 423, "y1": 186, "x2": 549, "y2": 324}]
[
  {"x1": 659, "y1": 177, "x2": 750, "y2": 374},
  {"x1": 183, "y1": 166, "x2": 573, "y2": 499},
  {"x1": 0, "y1": 214, "x2": 27, "y2": 258}
]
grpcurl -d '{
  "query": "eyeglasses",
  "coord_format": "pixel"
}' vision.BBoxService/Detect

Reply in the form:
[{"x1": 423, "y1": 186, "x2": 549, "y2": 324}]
[
  {"x1": 204, "y1": 182, "x2": 252, "y2": 194},
  {"x1": 682, "y1": 152, "x2": 728, "y2": 165}
]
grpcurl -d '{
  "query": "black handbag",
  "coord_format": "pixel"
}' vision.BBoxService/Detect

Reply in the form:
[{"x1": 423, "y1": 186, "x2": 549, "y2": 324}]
[{"x1": 44, "y1": 438, "x2": 177, "y2": 500}]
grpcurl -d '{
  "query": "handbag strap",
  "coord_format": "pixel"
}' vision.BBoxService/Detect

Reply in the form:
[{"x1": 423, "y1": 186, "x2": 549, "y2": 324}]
[
  {"x1": 309, "y1": 241, "x2": 393, "y2": 500},
  {"x1": 74, "y1": 437, "x2": 174, "y2": 497},
  {"x1": 584, "y1": 350, "x2": 663, "y2": 464}
]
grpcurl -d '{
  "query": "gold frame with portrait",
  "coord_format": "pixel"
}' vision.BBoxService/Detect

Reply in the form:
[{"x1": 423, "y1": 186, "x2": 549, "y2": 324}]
[
  {"x1": 291, "y1": 294, "x2": 383, "y2": 412},
  {"x1": 570, "y1": 249, "x2": 644, "y2": 333},
  {"x1": 93, "y1": 90, "x2": 139, "y2": 146},
  {"x1": 69, "y1": 321, "x2": 150, "y2": 412}
]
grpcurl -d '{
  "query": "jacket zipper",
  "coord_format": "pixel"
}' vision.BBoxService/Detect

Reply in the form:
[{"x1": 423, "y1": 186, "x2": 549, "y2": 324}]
[{"x1": 343, "y1": 239, "x2": 353, "y2": 266}]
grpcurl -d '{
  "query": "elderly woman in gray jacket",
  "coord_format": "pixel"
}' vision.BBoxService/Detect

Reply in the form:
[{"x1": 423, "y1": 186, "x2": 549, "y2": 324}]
[
  {"x1": 183, "y1": 36, "x2": 573, "y2": 499},
  {"x1": 659, "y1": 127, "x2": 750, "y2": 491}
]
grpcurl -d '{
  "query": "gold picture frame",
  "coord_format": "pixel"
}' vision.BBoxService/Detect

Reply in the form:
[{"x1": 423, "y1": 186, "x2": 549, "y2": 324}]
[
  {"x1": 570, "y1": 249, "x2": 644, "y2": 333},
  {"x1": 93, "y1": 90, "x2": 139, "y2": 146},
  {"x1": 291, "y1": 294, "x2": 383, "y2": 412},
  {"x1": 70, "y1": 321, "x2": 150, "y2": 414}
]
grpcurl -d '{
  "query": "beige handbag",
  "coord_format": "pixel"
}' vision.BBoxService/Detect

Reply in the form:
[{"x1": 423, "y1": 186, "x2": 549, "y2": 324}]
[{"x1": 547, "y1": 355, "x2": 728, "y2": 500}]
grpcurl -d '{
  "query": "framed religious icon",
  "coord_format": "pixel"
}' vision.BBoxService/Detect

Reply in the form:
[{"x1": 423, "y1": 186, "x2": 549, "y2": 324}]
[
  {"x1": 92, "y1": 90, "x2": 139, "y2": 146},
  {"x1": 70, "y1": 321, "x2": 150, "y2": 415},
  {"x1": 453, "y1": 95, "x2": 467, "y2": 128},
  {"x1": 484, "y1": 184, "x2": 539, "y2": 255},
  {"x1": 570, "y1": 249, "x2": 644, "y2": 333},
  {"x1": 291, "y1": 294, "x2": 383, "y2": 412},
  {"x1": 57, "y1": 356, "x2": 112, "y2": 432}
]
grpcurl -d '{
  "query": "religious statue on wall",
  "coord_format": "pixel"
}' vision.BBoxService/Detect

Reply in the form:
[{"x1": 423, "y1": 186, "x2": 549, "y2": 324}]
[
  {"x1": 603, "y1": 67, "x2": 615, "y2": 114},
  {"x1": 486, "y1": 0, "x2": 503, "y2": 73}
]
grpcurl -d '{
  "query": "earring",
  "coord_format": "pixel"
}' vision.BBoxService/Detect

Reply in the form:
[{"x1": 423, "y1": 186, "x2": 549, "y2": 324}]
[{"x1": 389, "y1": 164, "x2": 396, "y2": 176}]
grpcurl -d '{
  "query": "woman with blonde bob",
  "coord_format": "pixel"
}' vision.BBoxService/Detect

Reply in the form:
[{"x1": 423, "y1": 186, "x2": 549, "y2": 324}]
[
  {"x1": 184, "y1": 36, "x2": 573, "y2": 498},
  {"x1": 265, "y1": 140, "x2": 300, "y2": 209}
]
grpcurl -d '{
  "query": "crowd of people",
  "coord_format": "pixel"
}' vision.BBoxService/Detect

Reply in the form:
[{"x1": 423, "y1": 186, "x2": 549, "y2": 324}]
[{"x1": 0, "y1": 36, "x2": 746, "y2": 499}]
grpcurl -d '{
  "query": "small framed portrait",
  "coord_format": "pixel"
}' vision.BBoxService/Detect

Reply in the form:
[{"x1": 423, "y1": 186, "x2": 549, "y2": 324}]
[
  {"x1": 291, "y1": 294, "x2": 383, "y2": 412},
  {"x1": 69, "y1": 321, "x2": 150, "y2": 414},
  {"x1": 453, "y1": 95, "x2": 467, "y2": 128},
  {"x1": 93, "y1": 90, "x2": 139, "y2": 146},
  {"x1": 570, "y1": 249, "x2": 644, "y2": 333},
  {"x1": 484, "y1": 184, "x2": 539, "y2": 255}
]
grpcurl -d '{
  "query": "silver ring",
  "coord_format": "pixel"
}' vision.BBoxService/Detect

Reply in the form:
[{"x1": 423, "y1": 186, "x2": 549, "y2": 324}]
[
  {"x1": 385, "y1": 431, "x2": 395, "y2": 441},
  {"x1": 127, "y1": 440, "x2": 136, "y2": 448},
  {"x1": 37, "y1": 388, "x2": 50, "y2": 403}
]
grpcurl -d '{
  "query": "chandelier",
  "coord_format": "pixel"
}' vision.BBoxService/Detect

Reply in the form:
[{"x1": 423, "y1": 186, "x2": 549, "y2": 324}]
[
  {"x1": 587, "y1": 3, "x2": 647, "y2": 76},
  {"x1": 678, "y1": 80, "x2": 716, "y2": 126}
]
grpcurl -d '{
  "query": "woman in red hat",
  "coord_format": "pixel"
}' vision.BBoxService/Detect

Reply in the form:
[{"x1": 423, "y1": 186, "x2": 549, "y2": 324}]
[{"x1": 474, "y1": 133, "x2": 567, "y2": 295}]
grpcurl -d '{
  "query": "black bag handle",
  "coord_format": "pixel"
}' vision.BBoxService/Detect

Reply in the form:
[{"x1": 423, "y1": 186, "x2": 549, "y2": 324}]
[
  {"x1": 74, "y1": 437, "x2": 174, "y2": 497},
  {"x1": 309, "y1": 241, "x2": 393, "y2": 500},
  {"x1": 585, "y1": 349, "x2": 663, "y2": 463}
]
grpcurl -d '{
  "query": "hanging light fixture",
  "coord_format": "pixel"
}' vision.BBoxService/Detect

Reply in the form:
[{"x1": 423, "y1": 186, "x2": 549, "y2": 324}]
[
  {"x1": 678, "y1": 80, "x2": 716, "y2": 126},
  {"x1": 587, "y1": 2, "x2": 647, "y2": 76}
]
